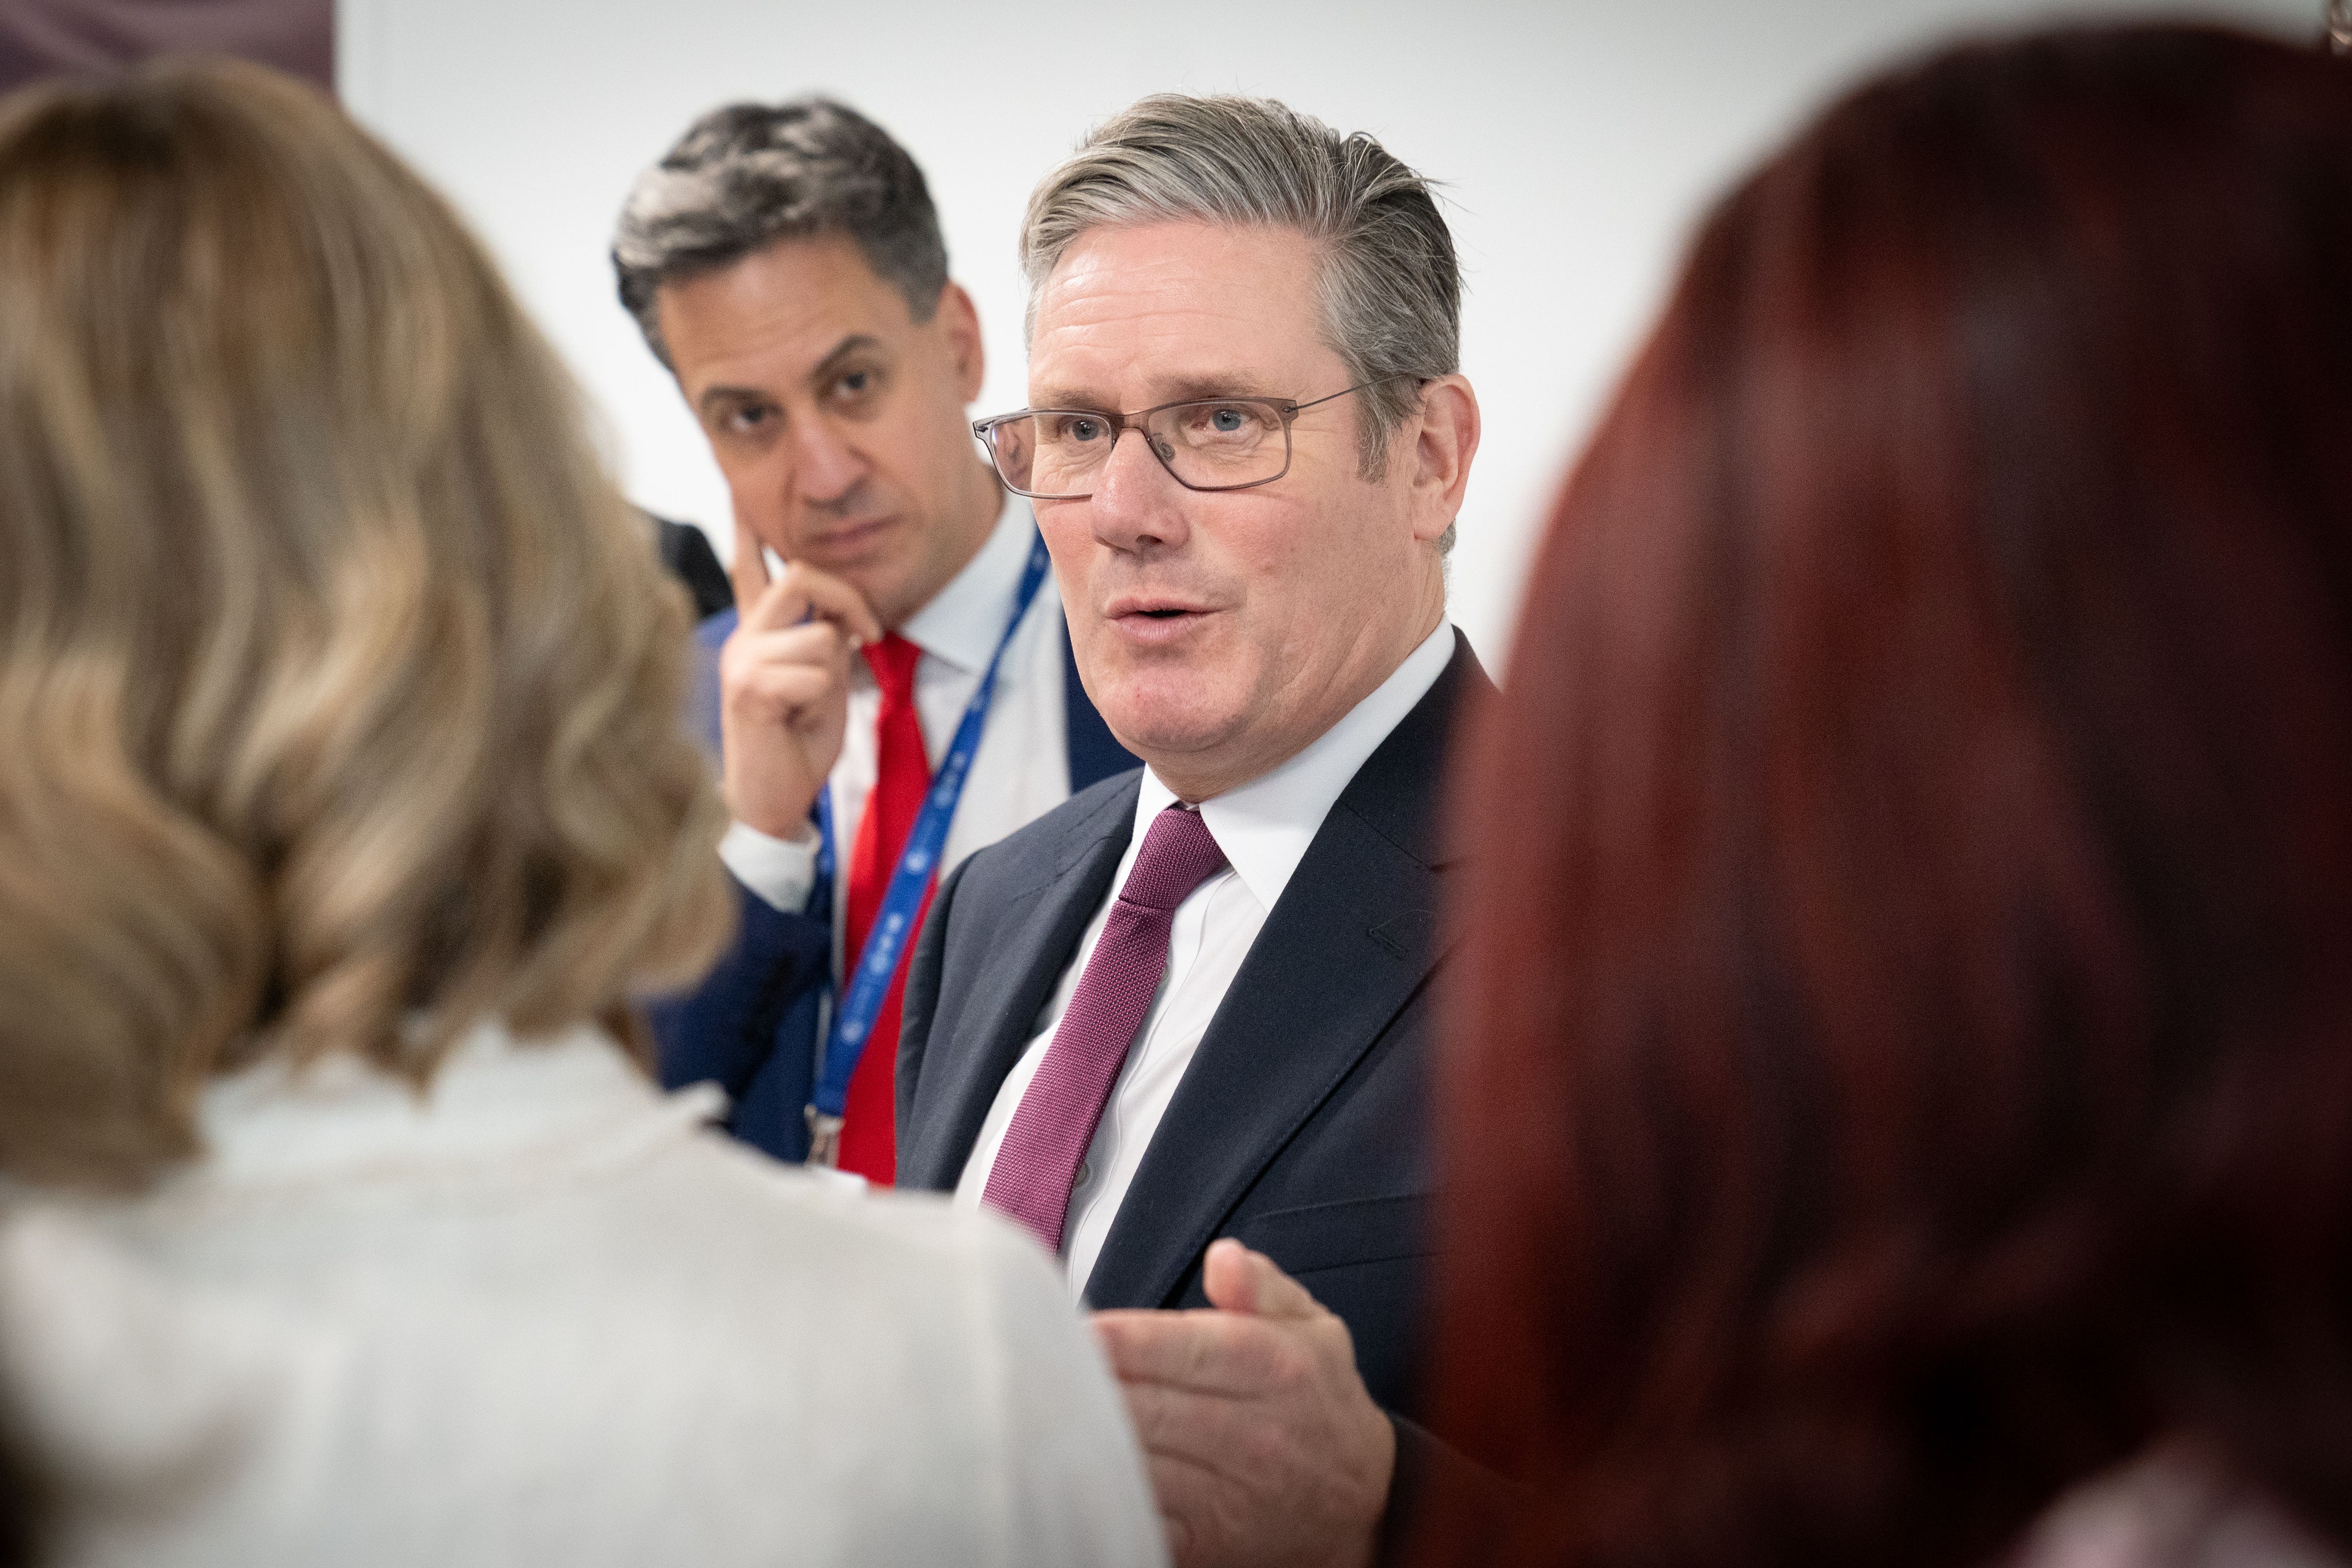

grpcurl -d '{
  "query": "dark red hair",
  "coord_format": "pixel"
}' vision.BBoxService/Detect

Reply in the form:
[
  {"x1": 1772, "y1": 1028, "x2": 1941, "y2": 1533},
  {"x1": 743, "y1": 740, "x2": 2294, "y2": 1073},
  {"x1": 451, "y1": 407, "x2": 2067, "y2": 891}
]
[{"x1": 1424, "y1": 25, "x2": 2352, "y2": 1567}]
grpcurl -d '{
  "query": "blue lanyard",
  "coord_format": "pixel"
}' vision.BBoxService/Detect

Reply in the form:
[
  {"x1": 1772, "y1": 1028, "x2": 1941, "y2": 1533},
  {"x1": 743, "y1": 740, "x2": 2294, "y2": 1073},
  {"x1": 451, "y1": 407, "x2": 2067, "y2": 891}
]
[{"x1": 804, "y1": 530, "x2": 1052, "y2": 1166}]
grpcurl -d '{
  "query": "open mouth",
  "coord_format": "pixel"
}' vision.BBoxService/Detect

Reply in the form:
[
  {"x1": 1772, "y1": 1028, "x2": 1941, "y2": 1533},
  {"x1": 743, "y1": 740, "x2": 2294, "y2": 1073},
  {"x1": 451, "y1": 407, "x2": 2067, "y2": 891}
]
[
  {"x1": 1103, "y1": 585, "x2": 1221, "y2": 643},
  {"x1": 1106, "y1": 598, "x2": 1215, "y2": 643}
]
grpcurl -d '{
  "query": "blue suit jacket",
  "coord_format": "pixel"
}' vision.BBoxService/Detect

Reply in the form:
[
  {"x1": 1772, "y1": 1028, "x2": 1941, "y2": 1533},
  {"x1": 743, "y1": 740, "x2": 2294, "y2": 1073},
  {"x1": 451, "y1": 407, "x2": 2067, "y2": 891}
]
[{"x1": 648, "y1": 604, "x2": 1137, "y2": 1163}]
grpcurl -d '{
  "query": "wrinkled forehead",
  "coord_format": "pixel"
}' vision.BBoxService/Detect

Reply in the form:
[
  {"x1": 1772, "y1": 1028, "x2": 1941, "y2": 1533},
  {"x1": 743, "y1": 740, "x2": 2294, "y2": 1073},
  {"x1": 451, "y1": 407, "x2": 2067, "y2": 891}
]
[
  {"x1": 659, "y1": 232, "x2": 918, "y2": 392},
  {"x1": 1026, "y1": 220, "x2": 1340, "y2": 409}
]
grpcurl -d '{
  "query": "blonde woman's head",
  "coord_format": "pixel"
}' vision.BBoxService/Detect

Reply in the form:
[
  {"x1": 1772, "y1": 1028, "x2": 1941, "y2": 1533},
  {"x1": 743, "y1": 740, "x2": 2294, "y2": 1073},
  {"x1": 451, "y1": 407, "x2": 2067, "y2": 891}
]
[{"x1": 0, "y1": 60, "x2": 733, "y2": 1189}]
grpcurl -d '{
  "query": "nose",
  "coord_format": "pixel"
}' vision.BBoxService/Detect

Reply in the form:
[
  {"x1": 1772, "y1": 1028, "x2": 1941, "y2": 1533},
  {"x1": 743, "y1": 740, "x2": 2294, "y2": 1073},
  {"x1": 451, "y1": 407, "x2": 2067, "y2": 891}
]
[
  {"x1": 790, "y1": 414, "x2": 867, "y2": 507},
  {"x1": 1087, "y1": 424, "x2": 1190, "y2": 555}
]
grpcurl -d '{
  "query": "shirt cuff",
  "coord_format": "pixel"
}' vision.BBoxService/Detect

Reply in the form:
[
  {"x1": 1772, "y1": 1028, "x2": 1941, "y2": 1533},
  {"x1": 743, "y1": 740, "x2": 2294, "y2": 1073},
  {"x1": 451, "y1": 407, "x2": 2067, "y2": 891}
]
[{"x1": 719, "y1": 818, "x2": 820, "y2": 913}]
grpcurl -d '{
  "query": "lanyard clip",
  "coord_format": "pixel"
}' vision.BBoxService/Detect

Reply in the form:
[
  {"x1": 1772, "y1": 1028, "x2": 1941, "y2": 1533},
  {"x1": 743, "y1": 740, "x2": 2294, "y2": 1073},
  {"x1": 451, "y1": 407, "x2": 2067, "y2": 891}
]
[{"x1": 804, "y1": 1106, "x2": 845, "y2": 1169}]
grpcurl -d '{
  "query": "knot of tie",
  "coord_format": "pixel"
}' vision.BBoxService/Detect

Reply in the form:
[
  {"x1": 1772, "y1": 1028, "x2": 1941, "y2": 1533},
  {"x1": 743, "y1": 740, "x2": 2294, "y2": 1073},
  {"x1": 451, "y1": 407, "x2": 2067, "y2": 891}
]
[
  {"x1": 1120, "y1": 805, "x2": 1227, "y2": 913},
  {"x1": 862, "y1": 632, "x2": 922, "y2": 704}
]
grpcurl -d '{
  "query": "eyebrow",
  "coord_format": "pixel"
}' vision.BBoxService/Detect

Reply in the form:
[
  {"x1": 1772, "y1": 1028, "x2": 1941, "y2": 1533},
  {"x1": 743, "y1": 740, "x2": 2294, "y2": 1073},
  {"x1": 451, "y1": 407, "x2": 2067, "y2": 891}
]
[
  {"x1": 809, "y1": 334, "x2": 884, "y2": 383},
  {"x1": 1031, "y1": 371, "x2": 1279, "y2": 411},
  {"x1": 696, "y1": 382, "x2": 767, "y2": 416},
  {"x1": 694, "y1": 334, "x2": 887, "y2": 415}
]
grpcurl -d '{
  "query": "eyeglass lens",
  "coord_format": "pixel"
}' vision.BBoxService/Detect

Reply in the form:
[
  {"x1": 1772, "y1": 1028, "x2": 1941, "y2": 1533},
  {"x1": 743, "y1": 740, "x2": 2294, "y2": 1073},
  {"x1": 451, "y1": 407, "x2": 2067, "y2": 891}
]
[{"x1": 982, "y1": 400, "x2": 1289, "y2": 498}]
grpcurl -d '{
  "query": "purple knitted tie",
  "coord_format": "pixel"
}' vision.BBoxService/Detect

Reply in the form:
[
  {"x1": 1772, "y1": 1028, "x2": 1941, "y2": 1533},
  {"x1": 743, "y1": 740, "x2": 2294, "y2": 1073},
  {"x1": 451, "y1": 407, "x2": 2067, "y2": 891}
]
[{"x1": 983, "y1": 804, "x2": 1228, "y2": 1254}]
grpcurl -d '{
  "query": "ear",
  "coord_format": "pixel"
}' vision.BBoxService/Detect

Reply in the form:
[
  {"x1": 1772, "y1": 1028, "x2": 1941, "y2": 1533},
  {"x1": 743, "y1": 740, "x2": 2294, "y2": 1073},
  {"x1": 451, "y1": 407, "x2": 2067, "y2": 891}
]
[
  {"x1": 1404, "y1": 374, "x2": 1480, "y2": 546},
  {"x1": 935, "y1": 280, "x2": 986, "y2": 405}
]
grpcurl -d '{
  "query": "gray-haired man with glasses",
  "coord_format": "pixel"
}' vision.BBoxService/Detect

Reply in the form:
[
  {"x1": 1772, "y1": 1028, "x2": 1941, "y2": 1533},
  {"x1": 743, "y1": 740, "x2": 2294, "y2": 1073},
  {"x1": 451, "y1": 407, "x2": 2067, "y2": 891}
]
[{"x1": 898, "y1": 95, "x2": 1496, "y2": 1565}]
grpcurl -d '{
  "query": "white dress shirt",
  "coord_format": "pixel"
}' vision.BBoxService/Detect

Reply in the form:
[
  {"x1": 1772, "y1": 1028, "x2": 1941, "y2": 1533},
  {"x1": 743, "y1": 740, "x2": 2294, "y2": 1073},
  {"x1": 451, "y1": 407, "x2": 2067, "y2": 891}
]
[
  {"x1": 953, "y1": 620, "x2": 1456, "y2": 1301},
  {"x1": 717, "y1": 494, "x2": 1073, "y2": 934},
  {"x1": 0, "y1": 1022, "x2": 1167, "y2": 1568}
]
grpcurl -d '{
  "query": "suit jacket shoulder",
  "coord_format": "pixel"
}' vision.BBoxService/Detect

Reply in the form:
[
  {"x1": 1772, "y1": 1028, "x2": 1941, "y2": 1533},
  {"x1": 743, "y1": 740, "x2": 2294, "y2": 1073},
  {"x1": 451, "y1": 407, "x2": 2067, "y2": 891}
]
[{"x1": 936, "y1": 763, "x2": 1142, "y2": 907}]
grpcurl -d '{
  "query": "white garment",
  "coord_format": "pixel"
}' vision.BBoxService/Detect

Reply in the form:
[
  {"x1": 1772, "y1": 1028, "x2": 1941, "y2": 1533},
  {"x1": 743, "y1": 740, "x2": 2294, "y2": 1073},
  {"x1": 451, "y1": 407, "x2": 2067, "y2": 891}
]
[
  {"x1": 953, "y1": 621, "x2": 1456, "y2": 1301},
  {"x1": 2007, "y1": 1443, "x2": 2343, "y2": 1568},
  {"x1": 0, "y1": 1022, "x2": 1167, "y2": 1568},
  {"x1": 719, "y1": 494, "x2": 1073, "y2": 928}
]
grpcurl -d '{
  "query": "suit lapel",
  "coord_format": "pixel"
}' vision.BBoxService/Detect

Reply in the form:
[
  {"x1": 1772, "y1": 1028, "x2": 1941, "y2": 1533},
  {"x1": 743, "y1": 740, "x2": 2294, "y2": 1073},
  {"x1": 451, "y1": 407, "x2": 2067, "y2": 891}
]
[
  {"x1": 898, "y1": 777, "x2": 1139, "y2": 1190},
  {"x1": 1081, "y1": 636, "x2": 1487, "y2": 1309}
]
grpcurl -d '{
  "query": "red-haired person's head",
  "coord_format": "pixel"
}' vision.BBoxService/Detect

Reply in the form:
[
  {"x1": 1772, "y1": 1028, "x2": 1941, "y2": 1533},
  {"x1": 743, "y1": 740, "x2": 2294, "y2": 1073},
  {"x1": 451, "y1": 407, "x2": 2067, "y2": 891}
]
[{"x1": 1426, "y1": 24, "x2": 2352, "y2": 1568}]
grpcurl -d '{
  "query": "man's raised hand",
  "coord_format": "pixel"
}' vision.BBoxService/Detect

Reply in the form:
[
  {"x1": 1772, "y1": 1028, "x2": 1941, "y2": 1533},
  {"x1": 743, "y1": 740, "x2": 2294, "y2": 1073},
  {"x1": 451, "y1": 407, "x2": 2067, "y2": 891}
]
[
  {"x1": 718, "y1": 517, "x2": 885, "y2": 839},
  {"x1": 1092, "y1": 1240, "x2": 1396, "y2": 1568}
]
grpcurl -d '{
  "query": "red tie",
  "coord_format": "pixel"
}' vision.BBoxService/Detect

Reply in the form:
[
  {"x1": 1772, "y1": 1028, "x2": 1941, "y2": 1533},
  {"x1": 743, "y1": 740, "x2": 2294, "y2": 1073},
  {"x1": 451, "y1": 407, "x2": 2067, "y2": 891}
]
[{"x1": 837, "y1": 632, "x2": 932, "y2": 1185}]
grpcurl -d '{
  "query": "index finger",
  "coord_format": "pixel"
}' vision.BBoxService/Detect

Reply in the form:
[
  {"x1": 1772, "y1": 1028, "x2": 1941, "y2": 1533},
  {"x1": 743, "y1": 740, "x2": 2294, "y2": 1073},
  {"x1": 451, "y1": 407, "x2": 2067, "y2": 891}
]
[
  {"x1": 728, "y1": 515, "x2": 771, "y2": 620},
  {"x1": 785, "y1": 565, "x2": 885, "y2": 643},
  {"x1": 741, "y1": 561, "x2": 885, "y2": 643}
]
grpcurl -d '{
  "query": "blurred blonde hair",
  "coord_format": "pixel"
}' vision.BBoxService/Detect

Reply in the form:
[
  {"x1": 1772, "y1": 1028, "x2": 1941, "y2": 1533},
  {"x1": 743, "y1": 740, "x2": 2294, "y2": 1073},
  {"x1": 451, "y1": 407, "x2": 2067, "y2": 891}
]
[{"x1": 0, "y1": 60, "x2": 734, "y2": 1190}]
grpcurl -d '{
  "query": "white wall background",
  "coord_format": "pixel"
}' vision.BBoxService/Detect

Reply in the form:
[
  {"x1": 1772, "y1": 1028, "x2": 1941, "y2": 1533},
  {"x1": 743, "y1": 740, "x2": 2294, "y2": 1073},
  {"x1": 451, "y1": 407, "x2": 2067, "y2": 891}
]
[{"x1": 339, "y1": 0, "x2": 2317, "y2": 666}]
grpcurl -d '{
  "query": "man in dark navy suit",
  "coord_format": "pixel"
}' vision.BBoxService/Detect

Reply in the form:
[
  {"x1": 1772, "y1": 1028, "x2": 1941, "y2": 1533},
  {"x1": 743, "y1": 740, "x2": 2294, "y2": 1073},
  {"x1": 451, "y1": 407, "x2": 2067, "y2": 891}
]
[
  {"x1": 611, "y1": 98, "x2": 1133, "y2": 1178},
  {"x1": 898, "y1": 96, "x2": 1490, "y2": 1567}
]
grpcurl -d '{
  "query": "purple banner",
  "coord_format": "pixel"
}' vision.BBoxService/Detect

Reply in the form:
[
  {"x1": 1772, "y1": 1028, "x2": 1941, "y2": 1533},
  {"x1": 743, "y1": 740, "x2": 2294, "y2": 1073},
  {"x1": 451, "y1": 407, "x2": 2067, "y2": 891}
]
[{"x1": 0, "y1": 0, "x2": 332, "y2": 96}]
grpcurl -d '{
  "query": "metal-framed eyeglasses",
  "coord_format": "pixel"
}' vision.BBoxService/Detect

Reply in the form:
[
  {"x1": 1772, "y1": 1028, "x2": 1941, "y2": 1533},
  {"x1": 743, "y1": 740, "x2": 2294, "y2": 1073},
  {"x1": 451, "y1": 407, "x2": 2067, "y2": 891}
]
[{"x1": 970, "y1": 376, "x2": 1420, "y2": 500}]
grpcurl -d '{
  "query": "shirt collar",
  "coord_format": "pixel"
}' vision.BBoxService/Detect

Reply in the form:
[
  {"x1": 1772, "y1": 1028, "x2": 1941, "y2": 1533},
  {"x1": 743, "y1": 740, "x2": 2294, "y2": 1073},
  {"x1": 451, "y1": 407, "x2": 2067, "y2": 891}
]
[
  {"x1": 1135, "y1": 620, "x2": 1456, "y2": 913},
  {"x1": 898, "y1": 491, "x2": 1036, "y2": 676}
]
